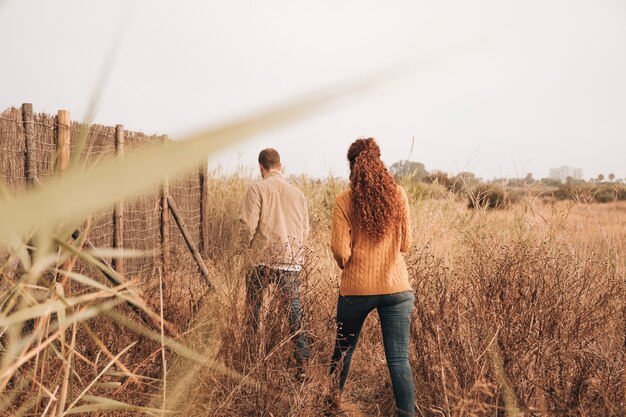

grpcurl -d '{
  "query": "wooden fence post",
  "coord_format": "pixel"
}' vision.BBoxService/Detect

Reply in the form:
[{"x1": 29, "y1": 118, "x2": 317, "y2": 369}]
[
  {"x1": 199, "y1": 160, "x2": 209, "y2": 257},
  {"x1": 21, "y1": 103, "x2": 38, "y2": 263},
  {"x1": 57, "y1": 110, "x2": 71, "y2": 172},
  {"x1": 21, "y1": 103, "x2": 37, "y2": 185},
  {"x1": 160, "y1": 136, "x2": 170, "y2": 278},
  {"x1": 56, "y1": 111, "x2": 73, "y2": 291},
  {"x1": 168, "y1": 195, "x2": 213, "y2": 290},
  {"x1": 112, "y1": 125, "x2": 125, "y2": 275}
]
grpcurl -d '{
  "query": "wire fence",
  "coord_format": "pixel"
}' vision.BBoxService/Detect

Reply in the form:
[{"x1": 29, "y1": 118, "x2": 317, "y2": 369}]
[{"x1": 0, "y1": 105, "x2": 207, "y2": 281}]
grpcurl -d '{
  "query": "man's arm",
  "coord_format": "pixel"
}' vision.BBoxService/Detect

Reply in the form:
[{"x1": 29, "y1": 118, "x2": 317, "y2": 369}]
[{"x1": 240, "y1": 185, "x2": 261, "y2": 246}]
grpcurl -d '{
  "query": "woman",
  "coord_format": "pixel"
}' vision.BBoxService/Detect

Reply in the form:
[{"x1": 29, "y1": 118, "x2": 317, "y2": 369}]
[{"x1": 329, "y1": 138, "x2": 415, "y2": 417}]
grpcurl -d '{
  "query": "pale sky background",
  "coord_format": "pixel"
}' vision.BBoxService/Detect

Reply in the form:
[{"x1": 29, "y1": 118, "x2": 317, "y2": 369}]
[{"x1": 1, "y1": 0, "x2": 625, "y2": 180}]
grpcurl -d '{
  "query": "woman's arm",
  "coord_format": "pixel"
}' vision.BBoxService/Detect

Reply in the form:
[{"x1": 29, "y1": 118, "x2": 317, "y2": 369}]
[{"x1": 330, "y1": 196, "x2": 351, "y2": 269}]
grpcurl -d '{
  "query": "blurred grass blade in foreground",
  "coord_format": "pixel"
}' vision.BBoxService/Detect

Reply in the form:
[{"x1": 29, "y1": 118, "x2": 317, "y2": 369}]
[{"x1": 0, "y1": 64, "x2": 412, "y2": 244}]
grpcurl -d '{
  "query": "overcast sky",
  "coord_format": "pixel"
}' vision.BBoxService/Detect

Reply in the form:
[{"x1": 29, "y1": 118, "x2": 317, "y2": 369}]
[{"x1": 1, "y1": 0, "x2": 625, "y2": 180}]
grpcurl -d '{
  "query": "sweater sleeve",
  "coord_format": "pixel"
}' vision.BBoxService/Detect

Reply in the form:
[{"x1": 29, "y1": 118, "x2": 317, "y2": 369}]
[
  {"x1": 400, "y1": 187, "x2": 413, "y2": 253},
  {"x1": 240, "y1": 185, "x2": 261, "y2": 246},
  {"x1": 330, "y1": 195, "x2": 351, "y2": 269}
]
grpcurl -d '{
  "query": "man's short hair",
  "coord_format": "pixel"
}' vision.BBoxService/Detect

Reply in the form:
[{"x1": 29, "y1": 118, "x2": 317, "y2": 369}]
[{"x1": 258, "y1": 148, "x2": 281, "y2": 170}]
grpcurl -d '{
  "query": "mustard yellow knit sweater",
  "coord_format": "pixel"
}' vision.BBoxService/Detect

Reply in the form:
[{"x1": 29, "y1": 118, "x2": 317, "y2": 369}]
[{"x1": 330, "y1": 186, "x2": 412, "y2": 296}]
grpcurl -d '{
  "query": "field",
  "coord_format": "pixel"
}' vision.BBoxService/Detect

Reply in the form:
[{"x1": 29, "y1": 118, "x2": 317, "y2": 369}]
[
  {"x1": 2, "y1": 1, "x2": 625, "y2": 415},
  {"x1": 1, "y1": 174, "x2": 625, "y2": 416}
]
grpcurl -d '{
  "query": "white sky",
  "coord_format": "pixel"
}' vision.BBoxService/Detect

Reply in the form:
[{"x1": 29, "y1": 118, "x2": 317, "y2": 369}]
[{"x1": 1, "y1": 0, "x2": 625, "y2": 180}]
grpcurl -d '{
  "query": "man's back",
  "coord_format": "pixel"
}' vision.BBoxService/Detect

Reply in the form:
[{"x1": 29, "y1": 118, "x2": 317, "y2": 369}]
[{"x1": 241, "y1": 172, "x2": 309, "y2": 266}]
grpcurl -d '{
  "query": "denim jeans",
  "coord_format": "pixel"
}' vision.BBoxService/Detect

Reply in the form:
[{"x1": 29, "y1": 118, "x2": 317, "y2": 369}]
[
  {"x1": 244, "y1": 265, "x2": 310, "y2": 360},
  {"x1": 330, "y1": 290, "x2": 415, "y2": 417}
]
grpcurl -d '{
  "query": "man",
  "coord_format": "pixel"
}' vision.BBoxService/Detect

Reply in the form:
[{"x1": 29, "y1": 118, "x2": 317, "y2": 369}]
[{"x1": 240, "y1": 148, "x2": 310, "y2": 374}]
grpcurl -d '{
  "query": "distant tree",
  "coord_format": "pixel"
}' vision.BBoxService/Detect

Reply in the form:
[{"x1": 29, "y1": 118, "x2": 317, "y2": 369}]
[
  {"x1": 565, "y1": 176, "x2": 583, "y2": 185},
  {"x1": 450, "y1": 171, "x2": 480, "y2": 194},
  {"x1": 541, "y1": 178, "x2": 561, "y2": 187},
  {"x1": 506, "y1": 178, "x2": 525, "y2": 187},
  {"x1": 609, "y1": 173, "x2": 615, "y2": 182},
  {"x1": 390, "y1": 160, "x2": 428, "y2": 180},
  {"x1": 424, "y1": 171, "x2": 453, "y2": 188},
  {"x1": 524, "y1": 172, "x2": 535, "y2": 184},
  {"x1": 455, "y1": 171, "x2": 476, "y2": 182},
  {"x1": 596, "y1": 174, "x2": 605, "y2": 182}
]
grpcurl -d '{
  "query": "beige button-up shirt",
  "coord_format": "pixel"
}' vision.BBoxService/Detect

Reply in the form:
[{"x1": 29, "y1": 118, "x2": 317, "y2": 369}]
[{"x1": 240, "y1": 171, "x2": 310, "y2": 267}]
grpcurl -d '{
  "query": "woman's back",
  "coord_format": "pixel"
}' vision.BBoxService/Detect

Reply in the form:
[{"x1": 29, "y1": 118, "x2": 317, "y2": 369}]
[
  {"x1": 331, "y1": 184, "x2": 412, "y2": 296},
  {"x1": 329, "y1": 137, "x2": 416, "y2": 417}
]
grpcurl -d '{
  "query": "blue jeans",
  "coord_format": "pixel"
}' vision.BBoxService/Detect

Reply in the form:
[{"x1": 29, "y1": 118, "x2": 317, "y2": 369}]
[
  {"x1": 244, "y1": 266, "x2": 309, "y2": 360},
  {"x1": 330, "y1": 290, "x2": 415, "y2": 417}
]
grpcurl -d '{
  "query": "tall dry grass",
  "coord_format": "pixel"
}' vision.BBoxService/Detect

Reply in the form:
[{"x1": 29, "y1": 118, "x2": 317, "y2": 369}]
[
  {"x1": 160, "y1": 175, "x2": 624, "y2": 417},
  {"x1": 2, "y1": 168, "x2": 624, "y2": 416},
  {"x1": 2, "y1": 169, "x2": 626, "y2": 416},
  {"x1": 1, "y1": 64, "x2": 403, "y2": 416}
]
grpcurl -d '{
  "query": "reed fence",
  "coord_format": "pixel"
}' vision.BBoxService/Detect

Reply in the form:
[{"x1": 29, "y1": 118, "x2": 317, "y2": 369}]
[{"x1": 0, "y1": 104, "x2": 212, "y2": 285}]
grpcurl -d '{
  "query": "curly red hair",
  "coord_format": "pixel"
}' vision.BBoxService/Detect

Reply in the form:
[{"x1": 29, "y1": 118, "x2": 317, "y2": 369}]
[{"x1": 348, "y1": 138, "x2": 405, "y2": 241}]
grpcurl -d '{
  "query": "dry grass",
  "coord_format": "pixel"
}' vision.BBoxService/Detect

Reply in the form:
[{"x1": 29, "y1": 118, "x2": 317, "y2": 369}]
[
  {"x1": 2, "y1": 174, "x2": 624, "y2": 416},
  {"x1": 163, "y1": 175, "x2": 625, "y2": 417}
]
